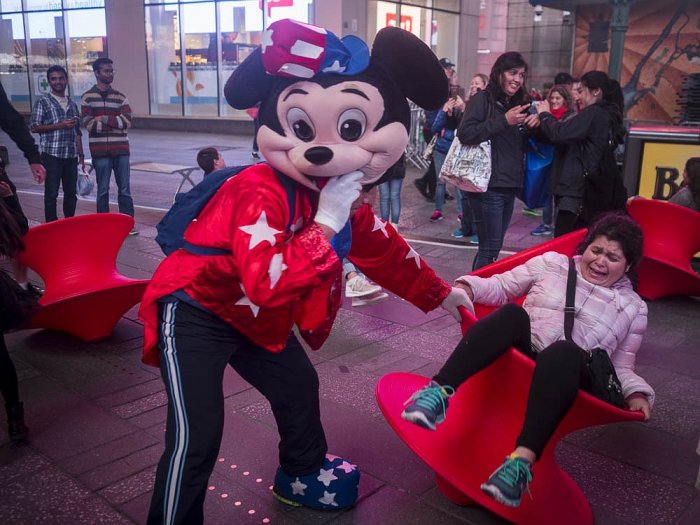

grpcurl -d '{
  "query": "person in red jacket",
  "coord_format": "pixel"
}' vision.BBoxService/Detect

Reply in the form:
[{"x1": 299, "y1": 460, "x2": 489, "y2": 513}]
[{"x1": 140, "y1": 20, "x2": 472, "y2": 524}]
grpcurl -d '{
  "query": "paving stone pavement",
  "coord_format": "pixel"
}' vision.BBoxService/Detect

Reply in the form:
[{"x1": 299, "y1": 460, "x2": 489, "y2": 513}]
[{"x1": 0, "y1": 129, "x2": 698, "y2": 524}]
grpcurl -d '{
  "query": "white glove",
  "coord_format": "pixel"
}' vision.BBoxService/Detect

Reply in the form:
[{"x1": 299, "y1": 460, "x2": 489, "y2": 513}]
[
  {"x1": 314, "y1": 171, "x2": 363, "y2": 233},
  {"x1": 440, "y1": 286, "x2": 475, "y2": 321}
]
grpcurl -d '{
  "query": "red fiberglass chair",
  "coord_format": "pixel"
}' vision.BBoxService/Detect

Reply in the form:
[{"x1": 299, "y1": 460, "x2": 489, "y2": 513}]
[
  {"x1": 17, "y1": 213, "x2": 150, "y2": 342},
  {"x1": 626, "y1": 198, "x2": 700, "y2": 300},
  {"x1": 376, "y1": 230, "x2": 644, "y2": 525}
]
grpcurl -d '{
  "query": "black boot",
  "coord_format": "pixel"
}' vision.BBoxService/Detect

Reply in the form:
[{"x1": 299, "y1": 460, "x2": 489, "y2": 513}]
[{"x1": 7, "y1": 402, "x2": 29, "y2": 443}]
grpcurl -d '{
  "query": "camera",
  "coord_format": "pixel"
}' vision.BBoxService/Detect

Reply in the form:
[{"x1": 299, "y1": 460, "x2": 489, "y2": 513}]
[{"x1": 534, "y1": 4, "x2": 544, "y2": 17}]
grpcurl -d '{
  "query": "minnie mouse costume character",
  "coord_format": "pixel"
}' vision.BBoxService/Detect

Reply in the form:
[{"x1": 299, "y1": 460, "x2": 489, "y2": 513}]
[{"x1": 140, "y1": 19, "x2": 472, "y2": 524}]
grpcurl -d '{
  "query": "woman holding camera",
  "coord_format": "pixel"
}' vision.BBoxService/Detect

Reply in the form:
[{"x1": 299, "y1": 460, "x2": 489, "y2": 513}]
[
  {"x1": 456, "y1": 52, "x2": 539, "y2": 270},
  {"x1": 536, "y1": 70, "x2": 625, "y2": 236}
]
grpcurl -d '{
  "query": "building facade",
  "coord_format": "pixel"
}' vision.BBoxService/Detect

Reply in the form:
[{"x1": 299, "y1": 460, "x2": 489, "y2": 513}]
[{"x1": 0, "y1": 0, "x2": 484, "y2": 126}]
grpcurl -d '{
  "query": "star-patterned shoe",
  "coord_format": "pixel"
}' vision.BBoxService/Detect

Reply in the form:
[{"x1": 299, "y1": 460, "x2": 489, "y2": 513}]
[{"x1": 272, "y1": 454, "x2": 360, "y2": 510}]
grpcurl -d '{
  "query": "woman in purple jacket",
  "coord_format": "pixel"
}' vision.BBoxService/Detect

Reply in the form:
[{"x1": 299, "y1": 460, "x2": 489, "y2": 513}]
[{"x1": 401, "y1": 212, "x2": 653, "y2": 508}]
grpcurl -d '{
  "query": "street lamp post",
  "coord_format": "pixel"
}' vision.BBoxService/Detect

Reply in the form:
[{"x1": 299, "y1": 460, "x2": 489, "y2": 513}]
[{"x1": 608, "y1": 0, "x2": 635, "y2": 81}]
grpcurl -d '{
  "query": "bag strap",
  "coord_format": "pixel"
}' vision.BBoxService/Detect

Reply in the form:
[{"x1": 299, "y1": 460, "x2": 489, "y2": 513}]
[{"x1": 564, "y1": 257, "x2": 577, "y2": 341}]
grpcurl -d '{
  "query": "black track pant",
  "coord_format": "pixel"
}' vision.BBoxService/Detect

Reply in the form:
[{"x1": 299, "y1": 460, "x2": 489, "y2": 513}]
[
  {"x1": 434, "y1": 304, "x2": 590, "y2": 459},
  {"x1": 147, "y1": 300, "x2": 327, "y2": 525}
]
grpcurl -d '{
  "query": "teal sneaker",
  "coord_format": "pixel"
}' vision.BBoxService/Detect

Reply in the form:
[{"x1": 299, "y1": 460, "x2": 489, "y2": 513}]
[
  {"x1": 401, "y1": 380, "x2": 454, "y2": 430},
  {"x1": 480, "y1": 454, "x2": 533, "y2": 507}
]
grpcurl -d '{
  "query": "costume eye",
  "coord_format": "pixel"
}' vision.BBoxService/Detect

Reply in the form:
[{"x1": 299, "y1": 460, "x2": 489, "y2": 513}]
[
  {"x1": 337, "y1": 109, "x2": 366, "y2": 142},
  {"x1": 287, "y1": 107, "x2": 315, "y2": 142}
]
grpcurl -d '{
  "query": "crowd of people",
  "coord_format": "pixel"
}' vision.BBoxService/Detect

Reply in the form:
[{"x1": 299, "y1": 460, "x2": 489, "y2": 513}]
[{"x1": 0, "y1": 39, "x2": 697, "y2": 523}]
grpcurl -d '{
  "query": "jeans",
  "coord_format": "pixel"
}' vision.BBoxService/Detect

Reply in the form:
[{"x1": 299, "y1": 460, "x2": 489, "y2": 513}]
[
  {"x1": 378, "y1": 178, "x2": 403, "y2": 223},
  {"x1": 458, "y1": 192, "x2": 475, "y2": 236},
  {"x1": 93, "y1": 155, "x2": 134, "y2": 216},
  {"x1": 467, "y1": 189, "x2": 516, "y2": 270},
  {"x1": 42, "y1": 153, "x2": 78, "y2": 222},
  {"x1": 433, "y1": 150, "x2": 447, "y2": 212}
]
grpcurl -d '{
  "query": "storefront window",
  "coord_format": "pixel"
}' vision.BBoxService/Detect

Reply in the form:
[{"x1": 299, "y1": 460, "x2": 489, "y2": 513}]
[
  {"x1": 145, "y1": 4, "x2": 182, "y2": 115},
  {"x1": 144, "y1": 0, "x2": 314, "y2": 118},
  {"x1": 64, "y1": 8, "x2": 107, "y2": 103},
  {"x1": 0, "y1": 2, "x2": 107, "y2": 110},
  {"x1": 26, "y1": 10, "x2": 65, "y2": 104},
  {"x1": 218, "y1": 0, "x2": 262, "y2": 117},
  {"x1": 0, "y1": 0, "x2": 22, "y2": 12},
  {"x1": 432, "y1": 9, "x2": 458, "y2": 69},
  {"x1": 65, "y1": 0, "x2": 105, "y2": 7},
  {"x1": 25, "y1": 0, "x2": 61, "y2": 10},
  {"x1": 0, "y1": 12, "x2": 29, "y2": 110},
  {"x1": 368, "y1": 1, "x2": 460, "y2": 79},
  {"x1": 181, "y1": 1, "x2": 217, "y2": 116}
]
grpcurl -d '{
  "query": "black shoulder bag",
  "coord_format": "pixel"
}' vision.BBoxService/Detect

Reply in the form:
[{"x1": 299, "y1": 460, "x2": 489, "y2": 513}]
[
  {"x1": 578, "y1": 131, "x2": 627, "y2": 224},
  {"x1": 0, "y1": 270, "x2": 39, "y2": 332},
  {"x1": 565, "y1": 258, "x2": 625, "y2": 408}
]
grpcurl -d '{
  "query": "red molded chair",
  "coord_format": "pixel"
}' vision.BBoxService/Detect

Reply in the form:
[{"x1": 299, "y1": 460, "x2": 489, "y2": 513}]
[
  {"x1": 376, "y1": 230, "x2": 644, "y2": 525},
  {"x1": 16, "y1": 213, "x2": 150, "y2": 342},
  {"x1": 626, "y1": 198, "x2": 700, "y2": 300}
]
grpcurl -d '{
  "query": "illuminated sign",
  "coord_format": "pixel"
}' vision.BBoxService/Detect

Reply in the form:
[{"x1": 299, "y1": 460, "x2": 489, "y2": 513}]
[{"x1": 638, "y1": 142, "x2": 698, "y2": 200}]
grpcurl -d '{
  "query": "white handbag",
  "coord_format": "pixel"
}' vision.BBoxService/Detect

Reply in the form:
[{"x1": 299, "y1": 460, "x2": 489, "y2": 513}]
[
  {"x1": 439, "y1": 136, "x2": 492, "y2": 193},
  {"x1": 76, "y1": 165, "x2": 95, "y2": 197}
]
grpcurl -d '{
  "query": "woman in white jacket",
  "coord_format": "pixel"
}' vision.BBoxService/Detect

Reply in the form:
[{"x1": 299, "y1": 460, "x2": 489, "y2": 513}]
[{"x1": 401, "y1": 212, "x2": 653, "y2": 508}]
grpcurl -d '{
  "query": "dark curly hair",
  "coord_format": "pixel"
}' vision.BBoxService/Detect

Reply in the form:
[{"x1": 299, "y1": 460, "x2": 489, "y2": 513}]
[
  {"x1": 486, "y1": 51, "x2": 529, "y2": 106},
  {"x1": 576, "y1": 212, "x2": 643, "y2": 281}
]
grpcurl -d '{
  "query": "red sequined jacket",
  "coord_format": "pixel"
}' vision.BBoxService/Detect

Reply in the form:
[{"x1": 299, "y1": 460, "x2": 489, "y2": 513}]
[{"x1": 139, "y1": 163, "x2": 451, "y2": 366}]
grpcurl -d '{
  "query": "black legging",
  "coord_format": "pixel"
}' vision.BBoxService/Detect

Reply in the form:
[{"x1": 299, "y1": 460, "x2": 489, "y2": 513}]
[
  {"x1": 434, "y1": 303, "x2": 590, "y2": 459},
  {"x1": 0, "y1": 334, "x2": 20, "y2": 409}
]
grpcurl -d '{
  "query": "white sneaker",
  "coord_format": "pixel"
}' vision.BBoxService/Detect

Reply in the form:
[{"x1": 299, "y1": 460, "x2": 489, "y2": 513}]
[
  {"x1": 345, "y1": 274, "x2": 382, "y2": 298},
  {"x1": 352, "y1": 291, "x2": 389, "y2": 306}
]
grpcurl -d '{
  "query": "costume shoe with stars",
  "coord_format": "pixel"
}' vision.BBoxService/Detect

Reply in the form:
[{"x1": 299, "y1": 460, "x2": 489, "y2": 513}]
[{"x1": 272, "y1": 454, "x2": 360, "y2": 510}]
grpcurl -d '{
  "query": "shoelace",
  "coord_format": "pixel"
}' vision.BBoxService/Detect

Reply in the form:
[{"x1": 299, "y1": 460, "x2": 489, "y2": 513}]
[
  {"x1": 497, "y1": 456, "x2": 533, "y2": 498},
  {"x1": 404, "y1": 383, "x2": 455, "y2": 414}
]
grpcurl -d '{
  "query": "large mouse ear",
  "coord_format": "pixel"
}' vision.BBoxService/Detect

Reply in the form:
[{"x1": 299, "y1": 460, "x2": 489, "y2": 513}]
[
  {"x1": 224, "y1": 48, "x2": 275, "y2": 109},
  {"x1": 370, "y1": 27, "x2": 448, "y2": 111}
]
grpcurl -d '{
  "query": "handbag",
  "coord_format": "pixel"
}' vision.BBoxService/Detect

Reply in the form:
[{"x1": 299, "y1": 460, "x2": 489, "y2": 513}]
[
  {"x1": 564, "y1": 258, "x2": 625, "y2": 408},
  {"x1": 438, "y1": 136, "x2": 492, "y2": 192},
  {"x1": 0, "y1": 270, "x2": 39, "y2": 332},
  {"x1": 422, "y1": 134, "x2": 437, "y2": 161},
  {"x1": 521, "y1": 139, "x2": 553, "y2": 209},
  {"x1": 76, "y1": 165, "x2": 95, "y2": 197}
]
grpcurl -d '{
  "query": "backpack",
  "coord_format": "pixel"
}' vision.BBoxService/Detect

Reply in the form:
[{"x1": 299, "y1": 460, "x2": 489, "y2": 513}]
[{"x1": 155, "y1": 164, "x2": 296, "y2": 256}]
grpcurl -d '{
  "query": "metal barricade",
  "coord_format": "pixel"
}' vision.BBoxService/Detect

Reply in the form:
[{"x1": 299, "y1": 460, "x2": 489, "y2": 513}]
[{"x1": 405, "y1": 101, "x2": 429, "y2": 170}]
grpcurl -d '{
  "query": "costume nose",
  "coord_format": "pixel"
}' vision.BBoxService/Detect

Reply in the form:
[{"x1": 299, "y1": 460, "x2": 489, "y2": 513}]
[{"x1": 304, "y1": 147, "x2": 334, "y2": 165}]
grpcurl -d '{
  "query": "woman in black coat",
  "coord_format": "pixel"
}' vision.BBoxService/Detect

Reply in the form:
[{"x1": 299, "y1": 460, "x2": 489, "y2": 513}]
[
  {"x1": 536, "y1": 71, "x2": 625, "y2": 236},
  {"x1": 456, "y1": 52, "x2": 539, "y2": 270}
]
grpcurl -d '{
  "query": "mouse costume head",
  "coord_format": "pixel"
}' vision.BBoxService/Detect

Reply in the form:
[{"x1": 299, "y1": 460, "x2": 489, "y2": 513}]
[{"x1": 224, "y1": 19, "x2": 448, "y2": 190}]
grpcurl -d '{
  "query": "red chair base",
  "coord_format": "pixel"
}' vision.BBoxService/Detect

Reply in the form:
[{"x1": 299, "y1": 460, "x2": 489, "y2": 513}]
[
  {"x1": 377, "y1": 366, "x2": 642, "y2": 525},
  {"x1": 31, "y1": 281, "x2": 150, "y2": 342},
  {"x1": 635, "y1": 256, "x2": 700, "y2": 301}
]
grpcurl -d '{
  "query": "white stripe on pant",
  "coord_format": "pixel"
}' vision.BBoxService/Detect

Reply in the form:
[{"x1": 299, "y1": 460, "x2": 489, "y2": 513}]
[{"x1": 161, "y1": 302, "x2": 190, "y2": 525}]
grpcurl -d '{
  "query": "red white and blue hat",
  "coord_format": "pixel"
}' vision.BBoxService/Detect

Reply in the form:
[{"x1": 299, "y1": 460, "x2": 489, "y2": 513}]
[{"x1": 261, "y1": 19, "x2": 370, "y2": 79}]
